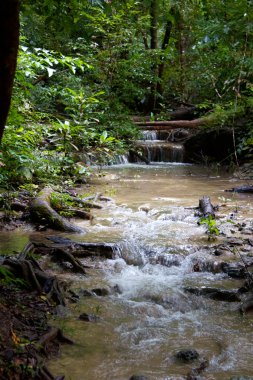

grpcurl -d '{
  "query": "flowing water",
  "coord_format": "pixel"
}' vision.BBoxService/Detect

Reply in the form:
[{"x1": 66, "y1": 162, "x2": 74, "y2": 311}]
[
  {"x1": 49, "y1": 163, "x2": 253, "y2": 380},
  {"x1": 131, "y1": 130, "x2": 185, "y2": 163},
  {"x1": 1, "y1": 163, "x2": 253, "y2": 380}
]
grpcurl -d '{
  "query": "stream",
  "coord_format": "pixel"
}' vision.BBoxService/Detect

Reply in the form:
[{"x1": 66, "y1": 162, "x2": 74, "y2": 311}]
[{"x1": 1, "y1": 163, "x2": 253, "y2": 379}]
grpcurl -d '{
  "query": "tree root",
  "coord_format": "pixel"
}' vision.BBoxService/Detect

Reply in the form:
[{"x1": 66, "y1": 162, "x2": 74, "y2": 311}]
[
  {"x1": 69, "y1": 195, "x2": 103, "y2": 209},
  {"x1": 2, "y1": 256, "x2": 66, "y2": 306},
  {"x1": 37, "y1": 326, "x2": 74, "y2": 352},
  {"x1": 30, "y1": 187, "x2": 85, "y2": 233},
  {"x1": 47, "y1": 248, "x2": 86, "y2": 274}
]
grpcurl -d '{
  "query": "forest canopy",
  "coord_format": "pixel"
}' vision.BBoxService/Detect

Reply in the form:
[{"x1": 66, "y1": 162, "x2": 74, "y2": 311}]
[{"x1": 1, "y1": 0, "x2": 253, "y2": 186}]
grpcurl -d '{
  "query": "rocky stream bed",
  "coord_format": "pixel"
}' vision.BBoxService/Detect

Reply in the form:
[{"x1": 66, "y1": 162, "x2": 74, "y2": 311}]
[{"x1": 0, "y1": 164, "x2": 253, "y2": 379}]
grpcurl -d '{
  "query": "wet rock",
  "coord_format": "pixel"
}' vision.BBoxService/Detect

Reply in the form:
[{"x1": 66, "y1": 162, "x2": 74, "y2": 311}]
[
  {"x1": 213, "y1": 243, "x2": 234, "y2": 256},
  {"x1": 138, "y1": 204, "x2": 151, "y2": 213},
  {"x1": 92, "y1": 287, "x2": 110, "y2": 296},
  {"x1": 152, "y1": 254, "x2": 183, "y2": 267},
  {"x1": 230, "y1": 377, "x2": 253, "y2": 380},
  {"x1": 241, "y1": 245, "x2": 253, "y2": 253},
  {"x1": 186, "y1": 359, "x2": 209, "y2": 379},
  {"x1": 80, "y1": 289, "x2": 95, "y2": 297},
  {"x1": 129, "y1": 376, "x2": 149, "y2": 380},
  {"x1": 184, "y1": 287, "x2": 241, "y2": 302},
  {"x1": 221, "y1": 263, "x2": 247, "y2": 279},
  {"x1": 241, "y1": 229, "x2": 253, "y2": 236},
  {"x1": 191, "y1": 258, "x2": 221, "y2": 274},
  {"x1": 226, "y1": 238, "x2": 244, "y2": 246},
  {"x1": 240, "y1": 292, "x2": 253, "y2": 314},
  {"x1": 214, "y1": 248, "x2": 228, "y2": 256},
  {"x1": 78, "y1": 313, "x2": 101, "y2": 322},
  {"x1": 247, "y1": 238, "x2": 253, "y2": 247},
  {"x1": 112, "y1": 284, "x2": 122, "y2": 294},
  {"x1": 175, "y1": 349, "x2": 199, "y2": 363},
  {"x1": 226, "y1": 185, "x2": 253, "y2": 193}
]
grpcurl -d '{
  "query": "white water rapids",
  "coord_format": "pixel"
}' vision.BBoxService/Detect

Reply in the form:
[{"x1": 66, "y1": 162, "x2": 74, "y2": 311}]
[
  {"x1": 1, "y1": 163, "x2": 253, "y2": 379},
  {"x1": 47, "y1": 164, "x2": 253, "y2": 380}
]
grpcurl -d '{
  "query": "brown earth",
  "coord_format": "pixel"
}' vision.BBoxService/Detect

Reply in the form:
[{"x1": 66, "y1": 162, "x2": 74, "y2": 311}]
[{"x1": 0, "y1": 283, "x2": 66, "y2": 380}]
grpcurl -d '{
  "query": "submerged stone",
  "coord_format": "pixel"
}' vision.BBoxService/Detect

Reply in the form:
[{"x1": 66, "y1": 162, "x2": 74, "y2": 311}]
[
  {"x1": 78, "y1": 313, "x2": 101, "y2": 322},
  {"x1": 222, "y1": 263, "x2": 247, "y2": 279},
  {"x1": 184, "y1": 286, "x2": 241, "y2": 302},
  {"x1": 175, "y1": 349, "x2": 199, "y2": 363}
]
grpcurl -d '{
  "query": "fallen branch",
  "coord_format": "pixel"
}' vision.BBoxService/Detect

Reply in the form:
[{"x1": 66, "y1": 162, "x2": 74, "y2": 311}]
[{"x1": 134, "y1": 118, "x2": 209, "y2": 130}]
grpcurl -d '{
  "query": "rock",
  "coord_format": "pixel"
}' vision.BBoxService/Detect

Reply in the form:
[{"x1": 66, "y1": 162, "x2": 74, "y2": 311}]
[
  {"x1": 92, "y1": 287, "x2": 110, "y2": 296},
  {"x1": 80, "y1": 289, "x2": 94, "y2": 297},
  {"x1": 129, "y1": 376, "x2": 149, "y2": 380},
  {"x1": 214, "y1": 248, "x2": 227, "y2": 256},
  {"x1": 199, "y1": 196, "x2": 215, "y2": 218},
  {"x1": 151, "y1": 254, "x2": 183, "y2": 267},
  {"x1": 230, "y1": 377, "x2": 253, "y2": 380},
  {"x1": 240, "y1": 292, "x2": 253, "y2": 314},
  {"x1": 221, "y1": 263, "x2": 247, "y2": 279},
  {"x1": 226, "y1": 185, "x2": 253, "y2": 193},
  {"x1": 175, "y1": 349, "x2": 199, "y2": 363},
  {"x1": 78, "y1": 313, "x2": 101, "y2": 322},
  {"x1": 186, "y1": 359, "x2": 209, "y2": 379},
  {"x1": 184, "y1": 287, "x2": 241, "y2": 302},
  {"x1": 226, "y1": 238, "x2": 244, "y2": 246},
  {"x1": 247, "y1": 238, "x2": 253, "y2": 246}
]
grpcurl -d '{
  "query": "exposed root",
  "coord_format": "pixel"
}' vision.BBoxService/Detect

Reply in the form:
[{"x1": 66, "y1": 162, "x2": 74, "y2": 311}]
[
  {"x1": 30, "y1": 187, "x2": 85, "y2": 233},
  {"x1": 37, "y1": 327, "x2": 74, "y2": 352},
  {"x1": 2, "y1": 256, "x2": 66, "y2": 306}
]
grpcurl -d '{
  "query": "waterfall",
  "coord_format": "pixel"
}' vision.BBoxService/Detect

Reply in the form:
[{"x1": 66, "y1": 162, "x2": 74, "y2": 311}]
[
  {"x1": 114, "y1": 127, "x2": 186, "y2": 165},
  {"x1": 128, "y1": 129, "x2": 185, "y2": 163},
  {"x1": 141, "y1": 130, "x2": 158, "y2": 140}
]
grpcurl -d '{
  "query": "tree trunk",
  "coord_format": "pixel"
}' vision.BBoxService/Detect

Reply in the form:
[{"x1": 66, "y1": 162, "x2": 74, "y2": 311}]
[
  {"x1": 157, "y1": 19, "x2": 173, "y2": 95},
  {"x1": 149, "y1": 0, "x2": 159, "y2": 110},
  {"x1": 150, "y1": 0, "x2": 158, "y2": 50},
  {"x1": 0, "y1": 1, "x2": 20, "y2": 143}
]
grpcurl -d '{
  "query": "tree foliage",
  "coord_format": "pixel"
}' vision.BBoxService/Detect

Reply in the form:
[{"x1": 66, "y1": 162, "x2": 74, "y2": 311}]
[{"x1": 1, "y1": 0, "x2": 253, "y2": 187}]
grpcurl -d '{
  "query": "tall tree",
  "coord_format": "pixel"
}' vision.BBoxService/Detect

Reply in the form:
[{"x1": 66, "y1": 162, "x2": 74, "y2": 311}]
[{"x1": 0, "y1": 1, "x2": 20, "y2": 143}]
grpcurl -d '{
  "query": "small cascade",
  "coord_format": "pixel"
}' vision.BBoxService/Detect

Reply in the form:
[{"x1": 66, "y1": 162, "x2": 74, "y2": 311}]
[
  {"x1": 141, "y1": 130, "x2": 158, "y2": 140},
  {"x1": 113, "y1": 154, "x2": 129, "y2": 165},
  {"x1": 136, "y1": 140, "x2": 184, "y2": 163},
  {"x1": 131, "y1": 129, "x2": 186, "y2": 163}
]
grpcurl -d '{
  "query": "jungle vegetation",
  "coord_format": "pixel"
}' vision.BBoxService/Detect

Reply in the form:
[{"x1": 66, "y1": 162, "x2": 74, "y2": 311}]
[{"x1": 0, "y1": 0, "x2": 253, "y2": 187}]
